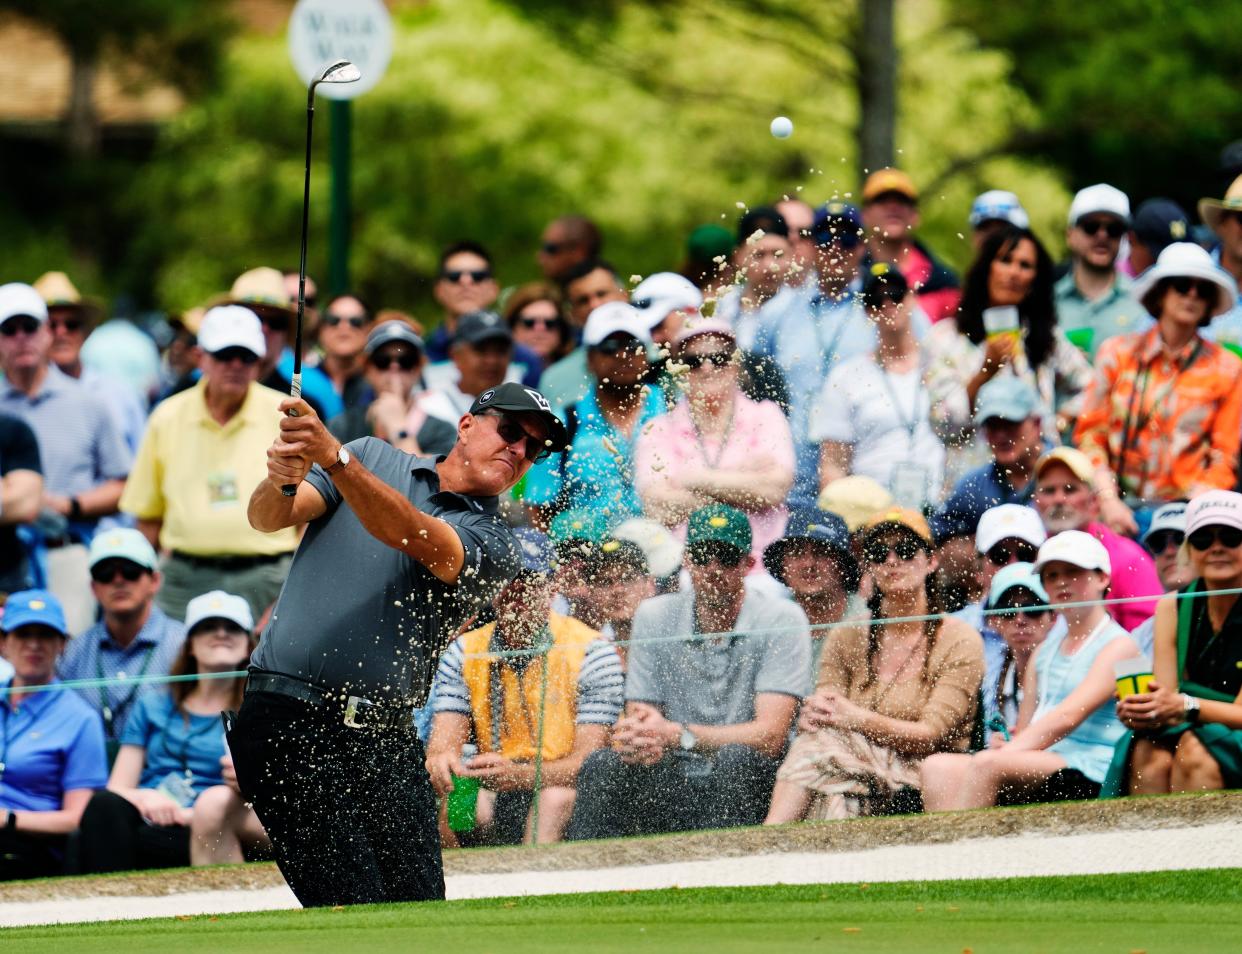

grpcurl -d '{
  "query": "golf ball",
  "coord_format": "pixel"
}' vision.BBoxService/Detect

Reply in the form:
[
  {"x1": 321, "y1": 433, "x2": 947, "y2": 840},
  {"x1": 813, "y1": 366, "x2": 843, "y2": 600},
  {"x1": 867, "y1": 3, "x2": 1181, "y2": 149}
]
[{"x1": 770, "y1": 116, "x2": 793, "y2": 139}]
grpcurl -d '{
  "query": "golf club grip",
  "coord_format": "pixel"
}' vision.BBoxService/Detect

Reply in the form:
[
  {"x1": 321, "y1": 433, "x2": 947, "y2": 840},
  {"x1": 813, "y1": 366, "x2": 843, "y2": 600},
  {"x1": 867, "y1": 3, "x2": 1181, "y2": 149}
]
[{"x1": 280, "y1": 375, "x2": 303, "y2": 497}]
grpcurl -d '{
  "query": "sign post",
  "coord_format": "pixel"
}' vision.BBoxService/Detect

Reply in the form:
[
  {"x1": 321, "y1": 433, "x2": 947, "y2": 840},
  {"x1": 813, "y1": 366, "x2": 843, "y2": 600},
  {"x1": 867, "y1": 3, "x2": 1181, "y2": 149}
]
[{"x1": 288, "y1": 0, "x2": 393, "y2": 294}]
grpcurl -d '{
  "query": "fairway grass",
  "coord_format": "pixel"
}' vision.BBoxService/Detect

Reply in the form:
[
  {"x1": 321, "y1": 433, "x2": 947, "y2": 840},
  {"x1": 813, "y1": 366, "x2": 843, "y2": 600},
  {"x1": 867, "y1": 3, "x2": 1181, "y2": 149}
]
[{"x1": 5, "y1": 869, "x2": 1240, "y2": 954}]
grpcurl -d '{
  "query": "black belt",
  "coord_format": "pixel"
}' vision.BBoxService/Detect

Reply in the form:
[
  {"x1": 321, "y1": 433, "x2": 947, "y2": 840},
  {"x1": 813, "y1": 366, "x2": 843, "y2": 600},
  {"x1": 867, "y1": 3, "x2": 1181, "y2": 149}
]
[
  {"x1": 172, "y1": 550, "x2": 291, "y2": 571},
  {"x1": 245, "y1": 670, "x2": 415, "y2": 732}
]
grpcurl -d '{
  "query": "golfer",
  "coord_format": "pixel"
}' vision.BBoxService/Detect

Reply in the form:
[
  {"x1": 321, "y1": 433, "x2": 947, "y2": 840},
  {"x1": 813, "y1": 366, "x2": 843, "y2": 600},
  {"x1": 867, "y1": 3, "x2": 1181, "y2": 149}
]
[{"x1": 231, "y1": 382, "x2": 568, "y2": 907}]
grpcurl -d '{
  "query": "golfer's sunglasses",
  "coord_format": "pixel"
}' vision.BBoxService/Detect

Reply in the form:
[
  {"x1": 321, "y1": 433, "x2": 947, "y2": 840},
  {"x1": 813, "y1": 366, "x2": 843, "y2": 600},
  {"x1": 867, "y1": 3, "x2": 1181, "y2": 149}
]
[{"x1": 488, "y1": 412, "x2": 553, "y2": 463}]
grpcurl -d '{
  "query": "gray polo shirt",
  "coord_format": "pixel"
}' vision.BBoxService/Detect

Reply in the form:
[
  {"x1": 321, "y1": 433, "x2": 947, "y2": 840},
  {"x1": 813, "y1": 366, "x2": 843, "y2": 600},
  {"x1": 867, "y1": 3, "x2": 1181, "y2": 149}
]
[
  {"x1": 625, "y1": 586, "x2": 811, "y2": 727},
  {"x1": 252, "y1": 438, "x2": 520, "y2": 705}
]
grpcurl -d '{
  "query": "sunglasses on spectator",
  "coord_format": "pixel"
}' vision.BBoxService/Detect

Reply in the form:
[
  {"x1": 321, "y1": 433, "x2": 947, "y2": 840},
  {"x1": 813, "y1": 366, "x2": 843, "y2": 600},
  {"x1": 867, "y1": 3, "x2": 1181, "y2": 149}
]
[
  {"x1": 49, "y1": 317, "x2": 85, "y2": 333},
  {"x1": 986, "y1": 541, "x2": 1040, "y2": 567},
  {"x1": 190, "y1": 621, "x2": 249, "y2": 639},
  {"x1": 211, "y1": 347, "x2": 260, "y2": 365},
  {"x1": 370, "y1": 351, "x2": 419, "y2": 371},
  {"x1": 1167, "y1": 277, "x2": 1216, "y2": 300},
  {"x1": 441, "y1": 268, "x2": 492, "y2": 284},
  {"x1": 681, "y1": 349, "x2": 735, "y2": 370},
  {"x1": 1144, "y1": 529, "x2": 1184, "y2": 555},
  {"x1": 687, "y1": 542, "x2": 746, "y2": 568},
  {"x1": 1187, "y1": 525, "x2": 1242, "y2": 551},
  {"x1": 259, "y1": 313, "x2": 290, "y2": 333},
  {"x1": 864, "y1": 536, "x2": 926, "y2": 564},
  {"x1": 995, "y1": 600, "x2": 1052, "y2": 621},
  {"x1": 0, "y1": 315, "x2": 41, "y2": 337},
  {"x1": 323, "y1": 313, "x2": 368, "y2": 329},
  {"x1": 489, "y1": 412, "x2": 552, "y2": 463},
  {"x1": 1078, "y1": 219, "x2": 1126, "y2": 239},
  {"x1": 517, "y1": 314, "x2": 562, "y2": 330},
  {"x1": 593, "y1": 335, "x2": 645, "y2": 357},
  {"x1": 90, "y1": 560, "x2": 149, "y2": 584}
]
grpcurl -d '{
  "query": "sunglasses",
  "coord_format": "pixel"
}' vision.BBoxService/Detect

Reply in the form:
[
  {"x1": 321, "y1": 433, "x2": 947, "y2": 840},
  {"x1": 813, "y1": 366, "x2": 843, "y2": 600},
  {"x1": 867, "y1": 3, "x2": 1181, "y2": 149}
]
[
  {"x1": 190, "y1": 622, "x2": 249, "y2": 639},
  {"x1": 323, "y1": 313, "x2": 367, "y2": 329},
  {"x1": 1168, "y1": 277, "x2": 1217, "y2": 300},
  {"x1": 1187, "y1": 525, "x2": 1242, "y2": 551},
  {"x1": 441, "y1": 268, "x2": 492, "y2": 284},
  {"x1": 593, "y1": 335, "x2": 645, "y2": 357},
  {"x1": 517, "y1": 315, "x2": 562, "y2": 331},
  {"x1": 995, "y1": 602, "x2": 1052, "y2": 621},
  {"x1": 259, "y1": 313, "x2": 290, "y2": 333},
  {"x1": 211, "y1": 346, "x2": 260, "y2": 365},
  {"x1": 491, "y1": 413, "x2": 552, "y2": 463},
  {"x1": 1144, "y1": 529, "x2": 1184, "y2": 555},
  {"x1": 371, "y1": 351, "x2": 419, "y2": 371},
  {"x1": 687, "y1": 542, "x2": 746, "y2": 568},
  {"x1": 681, "y1": 349, "x2": 735, "y2": 370},
  {"x1": 0, "y1": 315, "x2": 41, "y2": 337},
  {"x1": 49, "y1": 317, "x2": 85, "y2": 333},
  {"x1": 864, "y1": 536, "x2": 926, "y2": 564},
  {"x1": 986, "y1": 541, "x2": 1039, "y2": 567},
  {"x1": 90, "y1": 560, "x2": 149, "y2": 584},
  {"x1": 1079, "y1": 219, "x2": 1126, "y2": 239}
]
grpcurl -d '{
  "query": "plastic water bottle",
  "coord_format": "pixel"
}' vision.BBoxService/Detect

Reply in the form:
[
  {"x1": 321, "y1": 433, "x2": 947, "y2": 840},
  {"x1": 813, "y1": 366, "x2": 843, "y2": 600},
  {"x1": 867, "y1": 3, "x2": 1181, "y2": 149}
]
[{"x1": 446, "y1": 743, "x2": 480, "y2": 832}]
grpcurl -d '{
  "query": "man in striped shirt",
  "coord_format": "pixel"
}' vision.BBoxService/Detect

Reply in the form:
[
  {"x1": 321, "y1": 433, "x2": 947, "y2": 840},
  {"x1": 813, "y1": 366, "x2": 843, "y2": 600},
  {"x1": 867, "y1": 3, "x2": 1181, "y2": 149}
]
[{"x1": 426, "y1": 528, "x2": 623, "y2": 846}]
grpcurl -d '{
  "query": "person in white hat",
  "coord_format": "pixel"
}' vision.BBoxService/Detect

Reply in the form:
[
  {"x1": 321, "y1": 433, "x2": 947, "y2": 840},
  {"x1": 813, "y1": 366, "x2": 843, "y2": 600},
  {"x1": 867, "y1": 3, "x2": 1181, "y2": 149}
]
[
  {"x1": 119, "y1": 305, "x2": 298, "y2": 621},
  {"x1": 630, "y1": 272, "x2": 703, "y2": 351},
  {"x1": 922, "y1": 530, "x2": 1140, "y2": 812},
  {"x1": 1054, "y1": 183, "x2": 1144, "y2": 358},
  {"x1": 1074, "y1": 242, "x2": 1242, "y2": 518},
  {"x1": 1110, "y1": 489, "x2": 1242, "y2": 798},
  {"x1": 969, "y1": 190, "x2": 1029, "y2": 250}
]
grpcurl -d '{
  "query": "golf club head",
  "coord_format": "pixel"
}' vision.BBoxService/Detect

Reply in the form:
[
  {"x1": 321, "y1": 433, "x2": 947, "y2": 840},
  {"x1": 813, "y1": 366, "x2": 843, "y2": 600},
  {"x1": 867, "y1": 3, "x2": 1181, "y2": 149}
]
[{"x1": 313, "y1": 59, "x2": 361, "y2": 88}]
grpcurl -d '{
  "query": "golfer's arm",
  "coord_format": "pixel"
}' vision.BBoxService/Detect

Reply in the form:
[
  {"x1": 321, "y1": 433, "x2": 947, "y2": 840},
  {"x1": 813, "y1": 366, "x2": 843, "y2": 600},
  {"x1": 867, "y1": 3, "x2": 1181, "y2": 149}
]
[
  {"x1": 331, "y1": 460, "x2": 466, "y2": 584},
  {"x1": 249, "y1": 479, "x2": 326, "y2": 533}
]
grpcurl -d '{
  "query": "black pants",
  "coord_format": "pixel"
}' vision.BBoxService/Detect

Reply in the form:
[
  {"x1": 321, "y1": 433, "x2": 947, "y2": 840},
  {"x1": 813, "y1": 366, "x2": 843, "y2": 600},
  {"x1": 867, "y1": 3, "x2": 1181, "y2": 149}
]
[
  {"x1": 228, "y1": 689, "x2": 443, "y2": 908},
  {"x1": 71, "y1": 790, "x2": 190, "y2": 874},
  {"x1": 565, "y1": 744, "x2": 780, "y2": 840},
  {"x1": 0, "y1": 829, "x2": 68, "y2": 882}
]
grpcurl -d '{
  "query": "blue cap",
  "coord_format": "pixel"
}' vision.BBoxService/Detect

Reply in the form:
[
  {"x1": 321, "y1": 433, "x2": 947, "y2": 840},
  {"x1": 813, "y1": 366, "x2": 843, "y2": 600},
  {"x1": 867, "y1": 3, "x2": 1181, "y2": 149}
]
[
  {"x1": 812, "y1": 201, "x2": 863, "y2": 248},
  {"x1": 511, "y1": 527, "x2": 555, "y2": 575},
  {"x1": 763, "y1": 507, "x2": 860, "y2": 591},
  {"x1": 988, "y1": 562, "x2": 1049, "y2": 610},
  {"x1": 2, "y1": 589, "x2": 68, "y2": 637},
  {"x1": 974, "y1": 375, "x2": 1040, "y2": 426}
]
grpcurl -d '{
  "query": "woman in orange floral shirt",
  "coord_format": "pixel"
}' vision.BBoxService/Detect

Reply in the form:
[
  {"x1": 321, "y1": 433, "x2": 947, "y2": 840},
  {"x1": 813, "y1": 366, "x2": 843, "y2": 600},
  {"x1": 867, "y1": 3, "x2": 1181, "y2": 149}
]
[{"x1": 1074, "y1": 243, "x2": 1242, "y2": 536}]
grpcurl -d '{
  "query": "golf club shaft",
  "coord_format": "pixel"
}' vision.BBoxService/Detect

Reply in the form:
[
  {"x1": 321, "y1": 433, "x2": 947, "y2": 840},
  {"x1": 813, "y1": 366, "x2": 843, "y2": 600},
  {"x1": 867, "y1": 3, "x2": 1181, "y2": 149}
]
[{"x1": 280, "y1": 88, "x2": 319, "y2": 498}]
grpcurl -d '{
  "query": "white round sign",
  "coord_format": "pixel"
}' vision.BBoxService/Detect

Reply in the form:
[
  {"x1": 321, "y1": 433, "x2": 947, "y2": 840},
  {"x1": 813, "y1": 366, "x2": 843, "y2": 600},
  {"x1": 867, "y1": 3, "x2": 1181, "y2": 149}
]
[{"x1": 288, "y1": 0, "x2": 392, "y2": 100}]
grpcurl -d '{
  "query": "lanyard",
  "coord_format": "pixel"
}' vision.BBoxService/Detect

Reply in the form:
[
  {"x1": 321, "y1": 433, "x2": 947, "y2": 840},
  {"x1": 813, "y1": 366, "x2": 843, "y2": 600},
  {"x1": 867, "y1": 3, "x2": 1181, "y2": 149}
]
[
  {"x1": 1114, "y1": 338, "x2": 1203, "y2": 495},
  {"x1": 873, "y1": 356, "x2": 925, "y2": 451},
  {"x1": 96, "y1": 640, "x2": 159, "y2": 738},
  {"x1": 487, "y1": 627, "x2": 552, "y2": 754},
  {"x1": 156, "y1": 707, "x2": 220, "y2": 778}
]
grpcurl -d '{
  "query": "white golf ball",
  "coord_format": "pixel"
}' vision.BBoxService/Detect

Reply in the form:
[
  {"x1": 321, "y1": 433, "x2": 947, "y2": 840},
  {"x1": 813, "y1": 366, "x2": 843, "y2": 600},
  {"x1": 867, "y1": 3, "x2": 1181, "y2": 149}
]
[{"x1": 770, "y1": 116, "x2": 793, "y2": 139}]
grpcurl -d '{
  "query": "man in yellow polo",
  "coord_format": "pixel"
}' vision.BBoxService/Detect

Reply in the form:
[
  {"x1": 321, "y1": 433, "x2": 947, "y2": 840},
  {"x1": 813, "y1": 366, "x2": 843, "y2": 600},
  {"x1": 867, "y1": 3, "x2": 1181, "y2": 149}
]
[
  {"x1": 425, "y1": 528, "x2": 623, "y2": 846},
  {"x1": 120, "y1": 306, "x2": 296, "y2": 620}
]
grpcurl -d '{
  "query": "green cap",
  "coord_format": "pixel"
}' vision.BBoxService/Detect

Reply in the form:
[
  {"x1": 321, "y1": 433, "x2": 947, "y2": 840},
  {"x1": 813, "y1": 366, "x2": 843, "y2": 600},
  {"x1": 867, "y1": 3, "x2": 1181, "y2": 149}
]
[
  {"x1": 686, "y1": 224, "x2": 735, "y2": 264},
  {"x1": 548, "y1": 509, "x2": 610, "y2": 547},
  {"x1": 686, "y1": 504, "x2": 752, "y2": 553}
]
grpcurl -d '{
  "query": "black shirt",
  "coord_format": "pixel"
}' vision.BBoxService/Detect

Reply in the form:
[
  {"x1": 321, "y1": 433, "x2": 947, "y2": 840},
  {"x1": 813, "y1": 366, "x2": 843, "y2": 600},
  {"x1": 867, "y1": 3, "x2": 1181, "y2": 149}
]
[
  {"x1": 0, "y1": 413, "x2": 42, "y2": 574},
  {"x1": 1184, "y1": 590, "x2": 1242, "y2": 698}
]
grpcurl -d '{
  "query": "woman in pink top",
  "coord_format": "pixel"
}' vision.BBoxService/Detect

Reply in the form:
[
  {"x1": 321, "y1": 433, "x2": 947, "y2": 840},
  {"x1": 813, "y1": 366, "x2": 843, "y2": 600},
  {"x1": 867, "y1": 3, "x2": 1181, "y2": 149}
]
[{"x1": 634, "y1": 320, "x2": 794, "y2": 564}]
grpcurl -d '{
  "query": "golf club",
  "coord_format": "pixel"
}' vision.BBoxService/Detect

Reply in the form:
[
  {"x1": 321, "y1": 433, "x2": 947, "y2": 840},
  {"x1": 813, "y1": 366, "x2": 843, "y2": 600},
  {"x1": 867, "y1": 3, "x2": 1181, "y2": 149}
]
[{"x1": 282, "y1": 58, "x2": 362, "y2": 497}]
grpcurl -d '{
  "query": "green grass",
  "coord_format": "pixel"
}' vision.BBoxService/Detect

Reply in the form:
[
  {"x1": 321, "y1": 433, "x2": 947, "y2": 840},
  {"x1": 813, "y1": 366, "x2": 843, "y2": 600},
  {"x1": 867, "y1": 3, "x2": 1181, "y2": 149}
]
[{"x1": 6, "y1": 870, "x2": 1241, "y2": 953}]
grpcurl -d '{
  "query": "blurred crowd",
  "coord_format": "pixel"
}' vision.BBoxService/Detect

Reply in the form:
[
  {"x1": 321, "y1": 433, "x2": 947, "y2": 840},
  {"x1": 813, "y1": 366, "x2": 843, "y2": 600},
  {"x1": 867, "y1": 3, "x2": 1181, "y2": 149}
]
[{"x1": 3, "y1": 163, "x2": 1242, "y2": 877}]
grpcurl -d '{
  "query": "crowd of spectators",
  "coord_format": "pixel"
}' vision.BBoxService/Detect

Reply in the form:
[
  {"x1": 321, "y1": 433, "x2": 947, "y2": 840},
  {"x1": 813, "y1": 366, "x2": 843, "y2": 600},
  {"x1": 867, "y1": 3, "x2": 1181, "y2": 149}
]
[{"x1": 3, "y1": 173, "x2": 1242, "y2": 877}]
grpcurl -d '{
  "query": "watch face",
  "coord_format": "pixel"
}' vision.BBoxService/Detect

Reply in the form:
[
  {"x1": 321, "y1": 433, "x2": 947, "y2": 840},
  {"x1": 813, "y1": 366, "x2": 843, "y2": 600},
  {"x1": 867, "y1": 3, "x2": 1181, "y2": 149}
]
[{"x1": 680, "y1": 728, "x2": 695, "y2": 750}]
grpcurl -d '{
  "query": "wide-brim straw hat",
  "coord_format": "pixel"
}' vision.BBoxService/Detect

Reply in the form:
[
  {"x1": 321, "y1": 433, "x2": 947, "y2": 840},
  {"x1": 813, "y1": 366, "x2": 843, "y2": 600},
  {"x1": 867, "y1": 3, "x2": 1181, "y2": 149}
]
[{"x1": 1198, "y1": 173, "x2": 1242, "y2": 233}]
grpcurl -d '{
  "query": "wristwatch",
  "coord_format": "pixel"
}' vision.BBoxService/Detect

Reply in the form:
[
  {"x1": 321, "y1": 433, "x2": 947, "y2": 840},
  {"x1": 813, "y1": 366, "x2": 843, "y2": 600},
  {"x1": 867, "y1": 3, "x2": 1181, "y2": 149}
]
[
  {"x1": 325, "y1": 445, "x2": 351, "y2": 475},
  {"x1": 679, "y1": 725, "x2": 698, "y2": 752},
  {"x1": 1181, "y1": 693, "x2": 1201, "y2": 724}
]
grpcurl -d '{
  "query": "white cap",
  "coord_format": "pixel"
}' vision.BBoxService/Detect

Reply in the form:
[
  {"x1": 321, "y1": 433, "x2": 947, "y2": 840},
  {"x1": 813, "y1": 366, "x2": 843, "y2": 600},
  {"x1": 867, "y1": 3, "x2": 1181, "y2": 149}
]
[
  {"x1": 976, "y1": 504, "x2": 1047, "y2": 554},
  {"x1": 1034, "y1": 530, "x2": 1111, "y2": 575},
  {"x1": 1068, "y1": 183, "x2": 1130, "y2": 226},
  {"x1": 613, "y1": 517, "x2": 684, "y2": 579},
  {"x1": 0, "y1": 283, "x2": 49, "y2": 325},
  {"x1": 184, "y1": 590, "x2": 254, "y2": 635},
  {"x1": 969, "y1": 190, "x2": 1030, "y2": 230},
  {"x1": 197, "y1": 305, "x2": 267, "y2": 358},
  {"x1": 1142, "y1": 502, "x2": 1187, "y2": 547},
  {"x1": 673, "y1": 317, "x2": 737, "y2": 347},
  {"x1": 582, "y1": 301, "x2": 652, "y2": 348},
  {"x1": 631, "y1": 272, "x2": 703, "y2": 327}
]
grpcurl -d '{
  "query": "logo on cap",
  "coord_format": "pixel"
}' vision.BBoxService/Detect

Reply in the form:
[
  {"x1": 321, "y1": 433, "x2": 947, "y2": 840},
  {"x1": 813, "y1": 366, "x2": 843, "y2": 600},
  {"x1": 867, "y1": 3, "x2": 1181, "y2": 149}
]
[
  {"x1": 709, "y1": 516, "x2": 728, "y2": 528},
  {"x1": 1171, "y1": 221, "x2": 1187, "y2": 239},
  {"x1": 30, "y1": 600, "x2": 45, "y2": 610},
  {"x1": 524, "y1": 388, "x2": 551, "y2": 412},
  {"x1": 479, "y1": 389, "x2": 495, "y2": 404},
  {"x1": 602, "y1": 539, "x2": 620, "y2": 552}
]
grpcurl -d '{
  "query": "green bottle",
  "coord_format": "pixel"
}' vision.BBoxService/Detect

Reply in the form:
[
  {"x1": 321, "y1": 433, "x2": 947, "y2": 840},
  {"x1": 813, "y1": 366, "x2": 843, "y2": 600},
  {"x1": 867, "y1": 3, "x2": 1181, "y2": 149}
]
[{"x1": 446, "y1": 744, "x2": 480, "y2": 833}]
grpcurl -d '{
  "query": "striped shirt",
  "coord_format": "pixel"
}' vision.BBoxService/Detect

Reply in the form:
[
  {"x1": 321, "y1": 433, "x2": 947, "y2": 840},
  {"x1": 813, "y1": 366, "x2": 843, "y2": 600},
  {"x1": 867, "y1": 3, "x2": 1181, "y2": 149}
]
[
  {"x1": 0, "y1": 364, "x2": 131, "y2": 498},
  {"x1": 433, "y1": 621, "x2": 624, "y2": 726}
]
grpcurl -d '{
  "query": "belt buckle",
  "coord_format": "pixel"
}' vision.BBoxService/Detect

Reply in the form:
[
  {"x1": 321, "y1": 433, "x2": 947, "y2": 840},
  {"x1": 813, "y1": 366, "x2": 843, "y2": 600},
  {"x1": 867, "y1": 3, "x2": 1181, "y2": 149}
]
[{"x1": 343, "y1": 695, "x2": 374, "y2": 729}]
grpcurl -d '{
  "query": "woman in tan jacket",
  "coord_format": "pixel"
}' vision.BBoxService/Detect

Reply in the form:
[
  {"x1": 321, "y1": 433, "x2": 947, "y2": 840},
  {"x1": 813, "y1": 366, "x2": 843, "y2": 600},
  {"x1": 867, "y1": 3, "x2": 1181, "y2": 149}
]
[{"x1": 765, "y1": 508, "x2": 984, "y2": 821}]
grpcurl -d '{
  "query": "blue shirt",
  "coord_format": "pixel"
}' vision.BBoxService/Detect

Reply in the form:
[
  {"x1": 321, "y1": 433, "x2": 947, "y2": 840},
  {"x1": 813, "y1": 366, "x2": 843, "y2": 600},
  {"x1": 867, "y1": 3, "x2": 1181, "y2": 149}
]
[
  {"x1": 930, "y1": 460, "x2": 1036, "y2": 544},
  {"x1": 122, "y1": 692, "x2": 226, "y2": 800},
  {"x1": 524, "y1": 384, "x2": 666, "y2": 521},
  {"x1": 0, "y1": 679, "x2": 108, "y2": 812},
  {"x1": 58, "y1": 606, "x2": 187, "y2": 742},
  {"x1": 276, "y1": 349, "x2": 343, "y2": 420},
  {"x1": 953, "y1": 601, "x2": 1011, "y2": 729}
]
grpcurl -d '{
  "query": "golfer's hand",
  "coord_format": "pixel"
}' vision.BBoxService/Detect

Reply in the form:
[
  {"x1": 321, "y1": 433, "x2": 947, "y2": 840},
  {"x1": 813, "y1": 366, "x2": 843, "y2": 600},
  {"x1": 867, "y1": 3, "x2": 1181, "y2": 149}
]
[
  {"x1": 278, "y1": 398, "x2": 339, "y2": 468},
  {"x1": 266, "y1": 439, "x2": 311, "y2": 489},
  {"x1": 426, "y1": 750, "x2": 464, "y2": 796}
]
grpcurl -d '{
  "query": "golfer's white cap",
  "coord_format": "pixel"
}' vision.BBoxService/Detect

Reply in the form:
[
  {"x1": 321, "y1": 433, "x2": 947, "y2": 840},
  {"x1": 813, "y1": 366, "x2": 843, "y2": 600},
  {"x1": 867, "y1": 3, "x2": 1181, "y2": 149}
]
[
  {"x1": 1034, "y1": 530, "x2": 1111, "y2": 575},
  {"x1": 0, "y1": 283, "x2": 49, "y2": 325},
  {"x1": 184, "y1": 590, "x2": 254, "y2": 635},
  {"x1": 197, "y1": 305, "x2": 267, "y2": 359},
  {"x1": 976, "y1": 504, "x2": 1046, "y2": 554}
]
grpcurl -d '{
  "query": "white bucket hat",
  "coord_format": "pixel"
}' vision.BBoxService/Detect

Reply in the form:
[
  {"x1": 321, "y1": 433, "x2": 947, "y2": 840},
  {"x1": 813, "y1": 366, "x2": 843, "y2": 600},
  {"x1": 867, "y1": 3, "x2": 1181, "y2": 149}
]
[{"x1": 1131, "y1": 242, "x2": 1238, "y2": 319}]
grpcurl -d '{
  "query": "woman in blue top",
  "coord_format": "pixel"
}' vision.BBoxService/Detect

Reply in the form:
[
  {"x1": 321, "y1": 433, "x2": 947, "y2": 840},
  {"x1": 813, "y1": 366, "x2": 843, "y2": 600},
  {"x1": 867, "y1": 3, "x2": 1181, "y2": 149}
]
[
  {"x1": 0, "y1": 590, "x2": 107, "y2": 880},
  {"x1": 72, "y1": 591, "x2": 254, "y2": 874},
  {"x1": 921, "y1": 531, "x2": 1139, "y2": 810}
]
